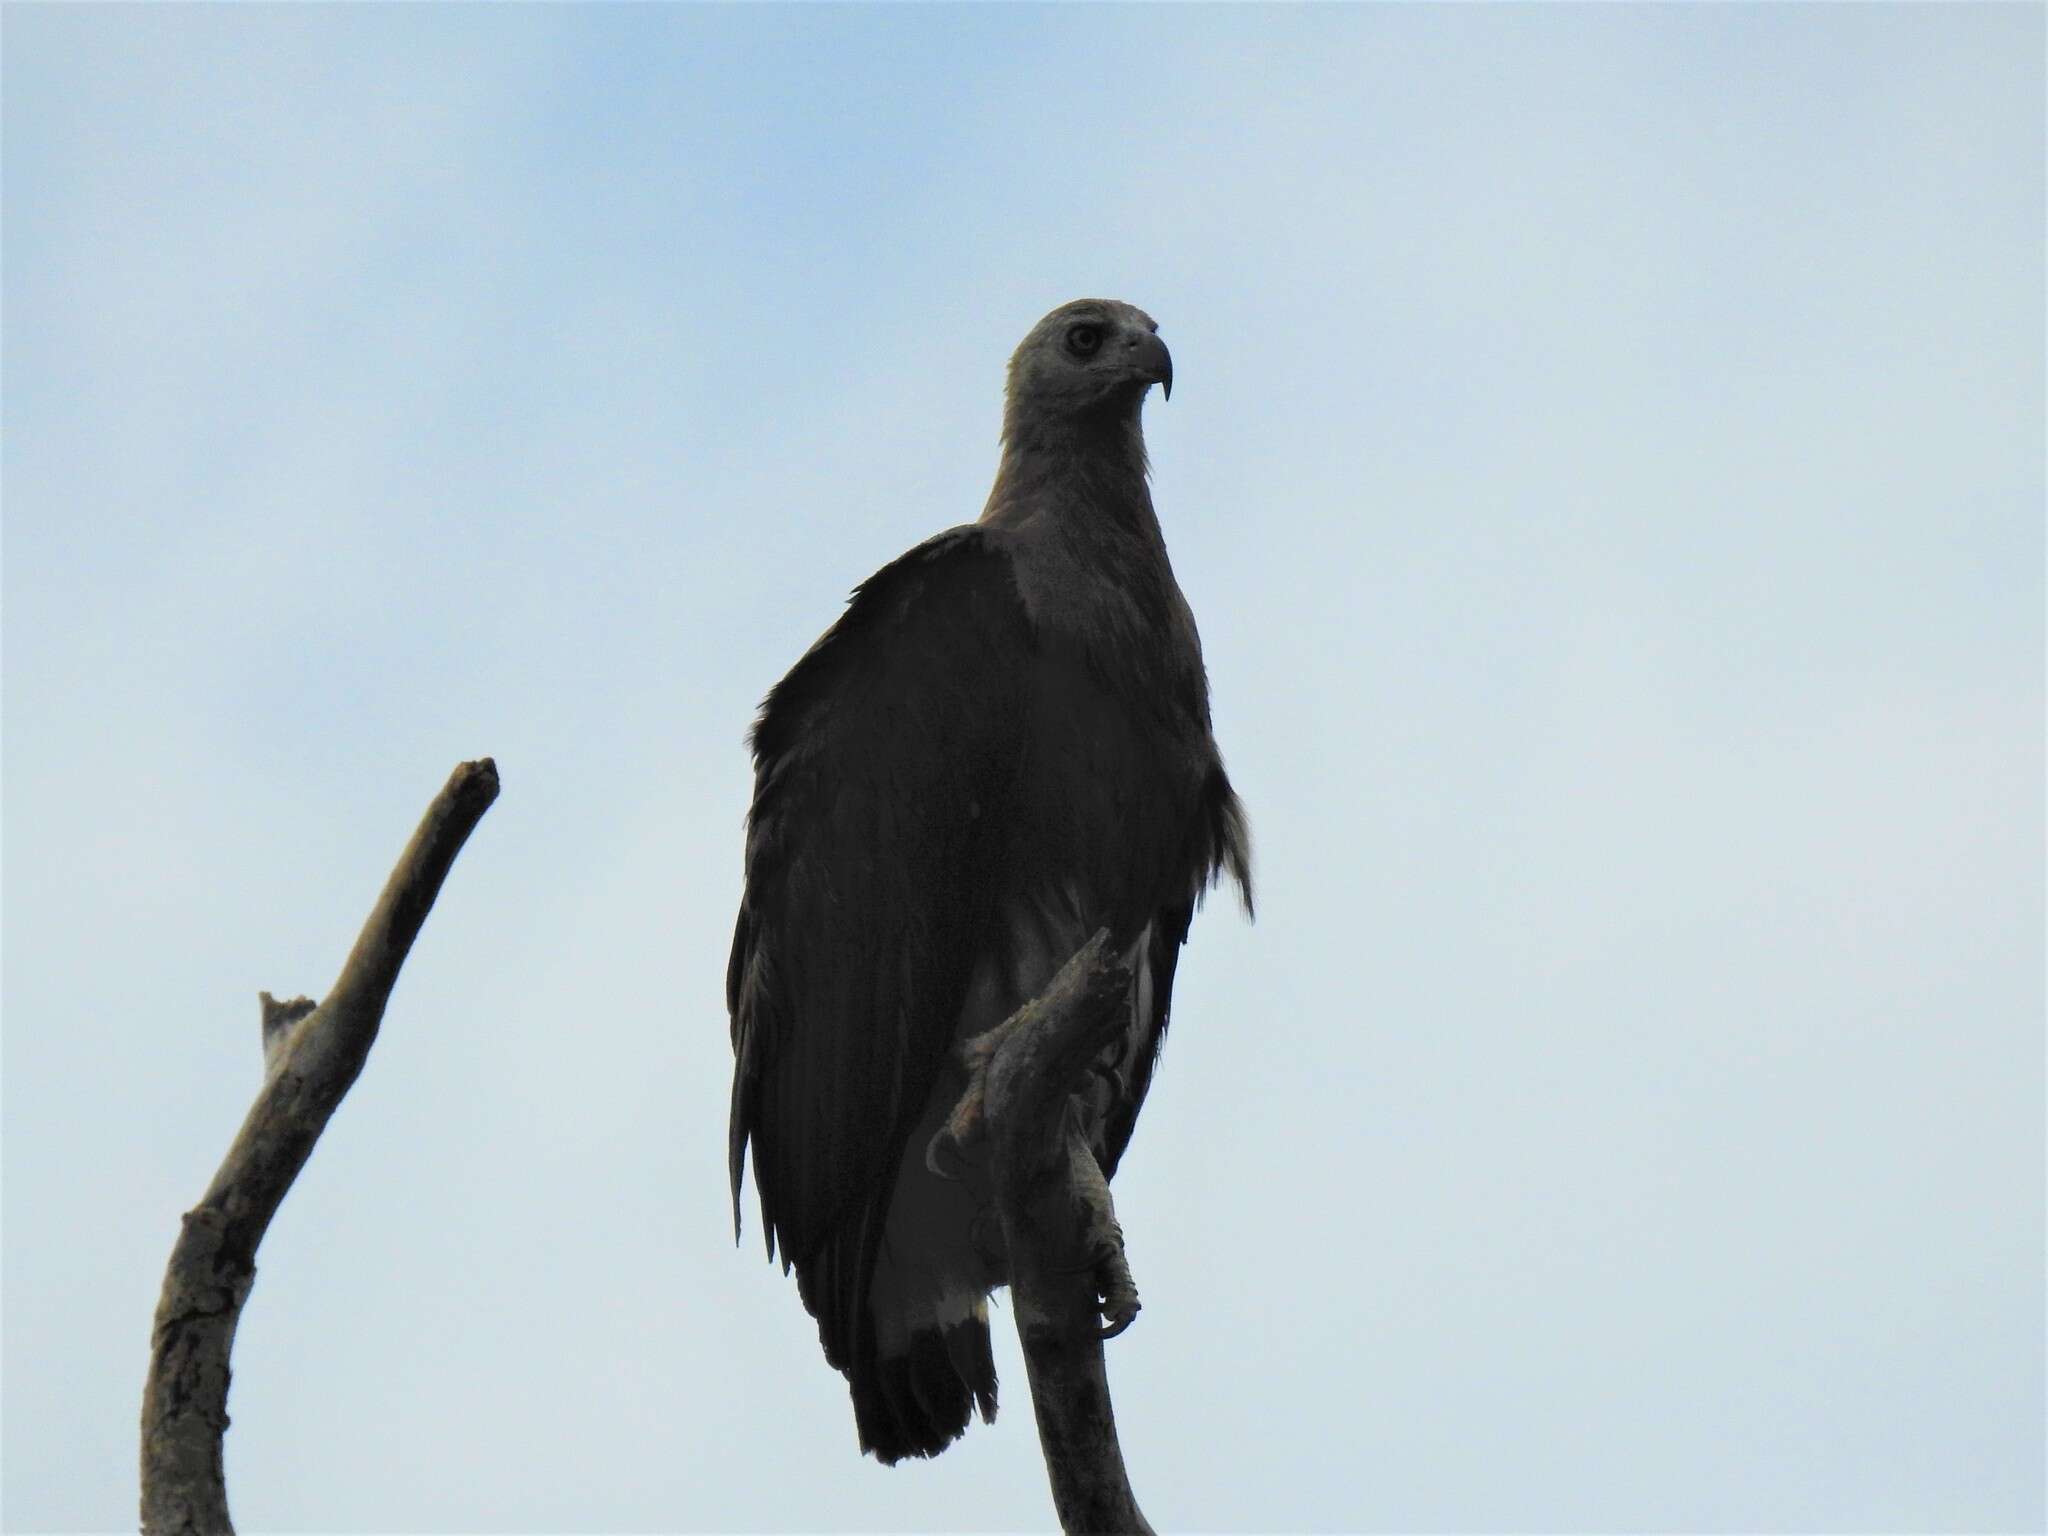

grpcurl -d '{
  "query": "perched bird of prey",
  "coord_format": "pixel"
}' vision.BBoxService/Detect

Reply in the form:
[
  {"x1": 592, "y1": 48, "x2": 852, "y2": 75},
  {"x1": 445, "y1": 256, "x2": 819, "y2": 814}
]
[{"x1": 727, "y1": 298, "x2": 1251, "y2": 1464}]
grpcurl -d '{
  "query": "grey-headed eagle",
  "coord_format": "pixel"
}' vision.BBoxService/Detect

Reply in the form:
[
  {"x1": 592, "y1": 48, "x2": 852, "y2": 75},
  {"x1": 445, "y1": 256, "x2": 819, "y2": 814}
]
[{"x1": 727, "y1": 299, "x2": 1251, "y2": 1462}]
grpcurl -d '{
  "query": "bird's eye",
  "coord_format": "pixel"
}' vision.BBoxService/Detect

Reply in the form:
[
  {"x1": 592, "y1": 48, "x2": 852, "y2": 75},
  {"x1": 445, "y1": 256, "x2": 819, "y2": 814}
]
[{"x1": 1066, "y1": 324, "x2": 1103, "y2": 357}]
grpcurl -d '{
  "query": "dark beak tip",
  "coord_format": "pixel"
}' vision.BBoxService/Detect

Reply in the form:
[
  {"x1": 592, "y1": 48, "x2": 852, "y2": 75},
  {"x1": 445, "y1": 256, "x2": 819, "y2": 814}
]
[{"x1": 1131, "y1": 330, "x2": 1173, "y2": 402}]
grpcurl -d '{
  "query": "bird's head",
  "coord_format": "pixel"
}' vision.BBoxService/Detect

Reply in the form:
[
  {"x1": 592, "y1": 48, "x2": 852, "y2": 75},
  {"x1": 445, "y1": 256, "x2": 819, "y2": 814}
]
[{"x1": 1004, "y1": 299, "x2": 1173, "y2": 428}]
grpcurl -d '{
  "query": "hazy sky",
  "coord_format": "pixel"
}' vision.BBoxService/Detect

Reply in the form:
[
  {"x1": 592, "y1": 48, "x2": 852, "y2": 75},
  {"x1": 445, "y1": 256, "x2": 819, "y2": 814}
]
[{"x1": 4, "y1": 5, "x2": 2041, "y2": 1532}]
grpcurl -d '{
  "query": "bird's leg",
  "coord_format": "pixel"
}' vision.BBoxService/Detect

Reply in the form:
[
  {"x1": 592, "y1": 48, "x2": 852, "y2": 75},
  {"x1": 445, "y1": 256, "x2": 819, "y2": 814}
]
[
  {"x1": 927, "y1": 932, "x2": 1143, "y2": 1338},
  {"x1": 925, "y1": 1008, "x2": 1037, "y2": 1179},
  {"x1": 932, "y1": 978, "x2": 1133, "y2": 1182}
]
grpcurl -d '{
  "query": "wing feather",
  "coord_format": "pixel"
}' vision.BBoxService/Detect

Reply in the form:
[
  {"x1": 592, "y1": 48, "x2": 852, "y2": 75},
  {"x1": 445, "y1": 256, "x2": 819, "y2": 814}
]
[{"x1": 728, "y1": 526, "x2": 1032, "y2": 1366}]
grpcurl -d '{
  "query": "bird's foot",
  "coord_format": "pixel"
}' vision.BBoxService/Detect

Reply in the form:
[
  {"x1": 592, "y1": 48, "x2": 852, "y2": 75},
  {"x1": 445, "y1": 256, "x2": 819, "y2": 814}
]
[
  {"x1": 1066, "y1": 1129, "x2": 1141, "y2": 1339},
  {"x1": 1093, "y1": 1227, "x2": 1142, "y2": 1340}
]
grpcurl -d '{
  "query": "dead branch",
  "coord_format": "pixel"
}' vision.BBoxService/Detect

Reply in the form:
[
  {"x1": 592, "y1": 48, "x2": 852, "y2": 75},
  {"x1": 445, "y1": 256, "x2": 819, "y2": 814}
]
[
  {"x1": 968, "y1": 930, "x2": 1156, "y2": 1535},
  {"x1": 139, "y1": 758, "x2": 500, "y2": 1536}
]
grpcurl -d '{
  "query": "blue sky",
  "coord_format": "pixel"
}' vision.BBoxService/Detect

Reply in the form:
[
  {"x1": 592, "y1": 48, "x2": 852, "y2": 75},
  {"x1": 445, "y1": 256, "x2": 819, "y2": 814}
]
[{"x1": 4, "y1": 6, "x2": 2042, "y2": 1531}]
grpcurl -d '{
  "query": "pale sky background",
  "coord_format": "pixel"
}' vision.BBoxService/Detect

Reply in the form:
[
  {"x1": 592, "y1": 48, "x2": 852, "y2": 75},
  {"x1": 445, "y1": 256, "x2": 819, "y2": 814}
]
[{"x1": 3, "y1": 5, "x2": 2041, "y2": 1532}]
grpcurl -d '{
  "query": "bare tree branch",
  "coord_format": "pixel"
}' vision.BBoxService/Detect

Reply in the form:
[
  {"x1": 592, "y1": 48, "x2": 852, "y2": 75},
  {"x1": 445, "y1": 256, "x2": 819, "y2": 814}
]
[
  {"x1": 140, "y1": 758, "x2": 500, "y2": 1536},
  {"x1": 952, "y1": 930, "x2": 1156, "y2": 1535}
]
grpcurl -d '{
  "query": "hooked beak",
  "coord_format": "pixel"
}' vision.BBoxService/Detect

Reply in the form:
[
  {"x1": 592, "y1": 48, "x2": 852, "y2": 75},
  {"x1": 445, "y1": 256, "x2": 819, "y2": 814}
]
[{"x1": 1125, "y1": 329, "x2": 1173, "y2": 401}]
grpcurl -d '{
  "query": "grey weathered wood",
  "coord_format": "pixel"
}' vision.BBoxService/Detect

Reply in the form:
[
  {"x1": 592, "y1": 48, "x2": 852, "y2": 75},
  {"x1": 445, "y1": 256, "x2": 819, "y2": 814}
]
[
  {"x1": 972, "y1": 930, "x2": 1157, "y2": 1536},
  {"x1": 139, "y1": 758, "x2": 500, "y2": 1536}
]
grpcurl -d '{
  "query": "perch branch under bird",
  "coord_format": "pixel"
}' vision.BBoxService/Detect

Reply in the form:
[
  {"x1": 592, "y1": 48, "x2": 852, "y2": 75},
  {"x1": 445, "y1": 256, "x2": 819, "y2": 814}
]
[{"x1": 928, "y1": 930, "x2": 1157, "y2": 1536}]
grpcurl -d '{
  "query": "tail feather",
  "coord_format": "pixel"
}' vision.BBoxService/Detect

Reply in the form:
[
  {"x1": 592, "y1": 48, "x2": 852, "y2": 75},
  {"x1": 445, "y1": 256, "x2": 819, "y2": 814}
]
[
  {"x1": 942, "y1": 1315, "x2": 1000, "y2": 1425},
  {"x1": 851, "y1": 1317, "x2": 999, "y2": 1464}
]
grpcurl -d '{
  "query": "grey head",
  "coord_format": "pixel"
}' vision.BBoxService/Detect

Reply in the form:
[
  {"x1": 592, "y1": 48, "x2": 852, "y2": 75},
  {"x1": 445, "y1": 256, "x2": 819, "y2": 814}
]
[{"x1": 1004, "y1": 299, "x2": 1173, "y2": 429}]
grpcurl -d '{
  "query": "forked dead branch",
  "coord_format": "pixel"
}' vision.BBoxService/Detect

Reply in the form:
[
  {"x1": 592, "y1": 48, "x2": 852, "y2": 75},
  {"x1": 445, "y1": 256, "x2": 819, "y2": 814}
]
[{"x1": 139, "y1": 758, "x2": 499, "y2": 1536}]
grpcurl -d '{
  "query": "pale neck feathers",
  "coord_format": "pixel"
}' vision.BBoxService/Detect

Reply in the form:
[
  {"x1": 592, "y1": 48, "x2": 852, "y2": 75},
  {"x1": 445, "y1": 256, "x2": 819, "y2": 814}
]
[{"x1": 980, "y1": 406, "x2": 1160, "y2": 549}]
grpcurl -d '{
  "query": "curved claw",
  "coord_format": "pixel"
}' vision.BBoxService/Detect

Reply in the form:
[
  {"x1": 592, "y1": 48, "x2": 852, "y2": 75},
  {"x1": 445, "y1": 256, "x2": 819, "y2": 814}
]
[
  {"x1": 925, "y1": 1124, "x2": 965, "y2": 1181},
  {"x1": 1094, "y1": 1242, "x2": 1141, "y2": 1340}
]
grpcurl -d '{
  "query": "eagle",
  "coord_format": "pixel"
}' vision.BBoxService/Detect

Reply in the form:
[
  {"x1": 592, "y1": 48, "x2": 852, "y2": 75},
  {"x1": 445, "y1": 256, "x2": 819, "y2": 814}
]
[{"x1": 727, "y1": 298, "x2": 1251, "y2": 1463}]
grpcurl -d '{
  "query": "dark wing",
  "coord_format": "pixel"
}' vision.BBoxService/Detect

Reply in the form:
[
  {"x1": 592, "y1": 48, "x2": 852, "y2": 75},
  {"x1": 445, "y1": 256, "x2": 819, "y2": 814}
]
[{"x1": 727, "y1": 525, "x2": 1032, "y2": 1371}]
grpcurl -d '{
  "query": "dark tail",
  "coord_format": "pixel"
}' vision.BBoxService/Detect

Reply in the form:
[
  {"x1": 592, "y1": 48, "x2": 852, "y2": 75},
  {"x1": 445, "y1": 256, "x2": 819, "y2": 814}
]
[{"x1": 850, "y1": 1318, "x2": 999, "y2": 1464}]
